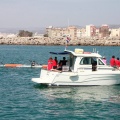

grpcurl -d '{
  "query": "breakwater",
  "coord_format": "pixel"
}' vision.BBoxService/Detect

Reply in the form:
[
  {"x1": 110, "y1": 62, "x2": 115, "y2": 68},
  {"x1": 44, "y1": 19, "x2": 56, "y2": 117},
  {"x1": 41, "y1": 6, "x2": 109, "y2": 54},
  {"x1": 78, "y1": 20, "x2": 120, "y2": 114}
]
[{"x1": 0, "y1": 37, "x2": 120, "y2": 46}]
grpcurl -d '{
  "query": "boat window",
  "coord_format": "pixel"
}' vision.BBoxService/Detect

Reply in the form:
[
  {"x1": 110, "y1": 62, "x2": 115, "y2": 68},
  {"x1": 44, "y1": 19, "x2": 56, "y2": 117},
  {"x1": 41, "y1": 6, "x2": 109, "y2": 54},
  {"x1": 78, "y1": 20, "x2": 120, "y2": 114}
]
[
  {"x1": 80, "y1": 57, "x2": 97, "y2": 65},
  {"x1": 98, "y1": 59, "x2": 104, "y2": 65},
  {"x1": 80, "y1": 57, "x2": 91, "y2": 65}
]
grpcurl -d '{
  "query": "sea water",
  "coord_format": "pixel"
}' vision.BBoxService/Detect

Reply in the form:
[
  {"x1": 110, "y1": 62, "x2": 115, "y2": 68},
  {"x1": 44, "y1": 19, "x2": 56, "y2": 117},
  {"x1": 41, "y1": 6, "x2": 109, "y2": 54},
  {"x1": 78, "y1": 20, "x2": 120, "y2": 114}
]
[{"x1": 0, "y1": 45, "x2": 120, "y2": 120}]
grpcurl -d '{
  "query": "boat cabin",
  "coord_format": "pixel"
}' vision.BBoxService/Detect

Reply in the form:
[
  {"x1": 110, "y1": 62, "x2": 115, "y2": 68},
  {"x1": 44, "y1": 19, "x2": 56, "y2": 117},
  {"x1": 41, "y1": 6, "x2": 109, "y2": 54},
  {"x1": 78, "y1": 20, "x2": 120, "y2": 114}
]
[{"x1": 64, "y1": 48, "x2": 111, "y2": 72}]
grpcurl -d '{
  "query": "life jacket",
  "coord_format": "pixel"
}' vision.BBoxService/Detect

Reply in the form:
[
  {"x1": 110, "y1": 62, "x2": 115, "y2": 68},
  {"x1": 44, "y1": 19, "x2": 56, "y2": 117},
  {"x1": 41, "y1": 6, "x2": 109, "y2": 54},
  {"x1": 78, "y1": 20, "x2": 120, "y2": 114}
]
[
  {"x1": 110, "y1": 58, "x2": 116, "y2": 66},
  {"x1": 47, "y1": 60, "x2": 53, "y2": 70},
  {"x1": 115, "y1": 59, "x2": 119, "y2": 67},
  {"x1": 119, "y1": 60, "x2": 120, "y2": 67},
  {"x1": 52, "y1": 60, "x2": 57, "y2": 67}
]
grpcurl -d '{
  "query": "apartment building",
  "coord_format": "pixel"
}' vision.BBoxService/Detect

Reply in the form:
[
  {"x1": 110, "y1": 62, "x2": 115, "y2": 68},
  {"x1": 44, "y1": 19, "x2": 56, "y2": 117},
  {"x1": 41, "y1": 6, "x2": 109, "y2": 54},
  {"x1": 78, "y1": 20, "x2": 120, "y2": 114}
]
[
  {"x1": 77, "y1": 28, "x2": 86, "y2": 38},
  {"x1": 99, "y1": 24, "x2": 109, "y2": 37},
  {"x1": 46, "y1": 26, "x2": 64, "y2": 38},
  {"x1": 46, "y1": 26, "x2": 77, "y2": 39},
  {"x1": 86, "y1": 25, "x2": 96, "y2": 37}
]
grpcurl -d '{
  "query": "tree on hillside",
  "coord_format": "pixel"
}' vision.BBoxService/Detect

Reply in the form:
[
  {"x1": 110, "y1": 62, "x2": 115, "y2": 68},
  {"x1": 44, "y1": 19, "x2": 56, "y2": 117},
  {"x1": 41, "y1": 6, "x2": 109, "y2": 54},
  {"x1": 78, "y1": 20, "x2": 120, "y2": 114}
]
[{"x1": 18, "y1": 30, "x2": 33, "y2": 37}]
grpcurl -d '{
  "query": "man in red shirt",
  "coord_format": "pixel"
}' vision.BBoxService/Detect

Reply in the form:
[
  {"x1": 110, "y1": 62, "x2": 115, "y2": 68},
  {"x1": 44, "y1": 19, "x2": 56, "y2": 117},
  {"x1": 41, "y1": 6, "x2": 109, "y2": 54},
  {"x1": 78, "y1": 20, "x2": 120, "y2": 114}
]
[{"x1": 110, "y1": 55, "x2": 116, "y2": 67}]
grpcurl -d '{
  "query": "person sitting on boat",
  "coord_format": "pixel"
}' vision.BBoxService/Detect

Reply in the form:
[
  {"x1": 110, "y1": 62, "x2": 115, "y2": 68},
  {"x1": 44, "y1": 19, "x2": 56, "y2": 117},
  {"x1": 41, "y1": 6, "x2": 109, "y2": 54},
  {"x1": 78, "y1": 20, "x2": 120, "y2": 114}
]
[
  {"x1": 110, "y1": 55, "x2": 116, "y2": 67},
  {"x1": 102, "y1": 56, "x2": 107, "y2": 64},
  {"x1": 47, "y1": 57, "x2": 53, "y2": 70},
  {"x1": 52, "y1": 57, "x2": 58, "y2": 69},
  {"x1": 115, "y1": 57, "x2": 120, "y2": 68},
  {"x1": 60, "y1": 57, "x2": 67, "y2": 66},
  {"x1": 57, "y1": 61, "x2": 62, "y2": 70},
  {"x1": 55, "y1": 57, "x2": 58, "y2": 64}
]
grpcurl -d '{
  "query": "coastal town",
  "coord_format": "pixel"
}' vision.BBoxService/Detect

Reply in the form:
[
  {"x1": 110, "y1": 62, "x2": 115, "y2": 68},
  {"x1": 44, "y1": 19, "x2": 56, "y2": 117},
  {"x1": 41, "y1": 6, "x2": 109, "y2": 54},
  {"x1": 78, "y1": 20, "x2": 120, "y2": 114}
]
[{"x1": 0, "y1": 24, "x2": 120, "y2": 46}]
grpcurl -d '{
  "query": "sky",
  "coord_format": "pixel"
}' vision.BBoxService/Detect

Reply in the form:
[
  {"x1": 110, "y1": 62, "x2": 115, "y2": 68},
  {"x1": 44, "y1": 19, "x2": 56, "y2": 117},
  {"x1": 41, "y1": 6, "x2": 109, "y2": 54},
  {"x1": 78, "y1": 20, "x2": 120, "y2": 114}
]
[{"x1": 0, "y1": 0, "x2": 120, "y2": 29}]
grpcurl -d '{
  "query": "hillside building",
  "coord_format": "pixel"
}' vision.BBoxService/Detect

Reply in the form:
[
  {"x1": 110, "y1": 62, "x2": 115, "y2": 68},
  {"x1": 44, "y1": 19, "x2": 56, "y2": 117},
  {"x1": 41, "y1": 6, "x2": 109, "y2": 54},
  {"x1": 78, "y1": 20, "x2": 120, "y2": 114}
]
[{"x1": 86, "y1": 25, "x2": 96, "y2": 37}]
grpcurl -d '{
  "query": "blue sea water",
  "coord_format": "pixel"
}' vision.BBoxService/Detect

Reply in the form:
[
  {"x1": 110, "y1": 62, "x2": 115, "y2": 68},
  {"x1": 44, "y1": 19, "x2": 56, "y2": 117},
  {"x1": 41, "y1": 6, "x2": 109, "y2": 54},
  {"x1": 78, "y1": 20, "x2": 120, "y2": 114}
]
[{"x1": 0, "y1": 45, "x2": 120, "y2": 120}]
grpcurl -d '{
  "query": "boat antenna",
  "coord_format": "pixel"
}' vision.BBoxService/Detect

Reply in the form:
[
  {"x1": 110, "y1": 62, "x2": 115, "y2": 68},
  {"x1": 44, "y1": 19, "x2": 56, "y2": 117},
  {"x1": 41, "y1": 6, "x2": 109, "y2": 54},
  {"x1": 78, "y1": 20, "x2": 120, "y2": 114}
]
[
  {"x1": 64, "y1": 44, "x2": 67, "y2": 51},
  {"x1": 93, "y1": 48, "x2": 97, "y2": 53}
]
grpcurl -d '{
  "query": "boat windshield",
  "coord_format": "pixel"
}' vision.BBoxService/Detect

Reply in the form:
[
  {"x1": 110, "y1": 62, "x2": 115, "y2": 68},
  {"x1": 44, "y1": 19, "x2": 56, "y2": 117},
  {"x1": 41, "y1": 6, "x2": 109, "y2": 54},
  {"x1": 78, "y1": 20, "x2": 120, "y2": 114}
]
[{"x1": 80, "y1": 57, "x2": 104, "y2": 65}]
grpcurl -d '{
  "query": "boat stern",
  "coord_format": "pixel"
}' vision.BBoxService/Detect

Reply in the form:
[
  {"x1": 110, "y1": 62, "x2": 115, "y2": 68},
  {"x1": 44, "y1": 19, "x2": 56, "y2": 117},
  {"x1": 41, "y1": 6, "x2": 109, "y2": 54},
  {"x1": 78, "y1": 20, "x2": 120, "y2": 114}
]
[{"x1": 31, "y1": 69, "x2": 58, "y2": 84}]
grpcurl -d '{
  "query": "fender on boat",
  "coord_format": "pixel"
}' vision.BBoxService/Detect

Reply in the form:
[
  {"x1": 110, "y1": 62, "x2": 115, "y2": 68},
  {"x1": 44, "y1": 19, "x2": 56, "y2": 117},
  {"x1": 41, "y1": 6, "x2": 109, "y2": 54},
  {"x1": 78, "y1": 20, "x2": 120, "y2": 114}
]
[{"x1": 4, "y1": 64, "x2": 23, "y2": 68}]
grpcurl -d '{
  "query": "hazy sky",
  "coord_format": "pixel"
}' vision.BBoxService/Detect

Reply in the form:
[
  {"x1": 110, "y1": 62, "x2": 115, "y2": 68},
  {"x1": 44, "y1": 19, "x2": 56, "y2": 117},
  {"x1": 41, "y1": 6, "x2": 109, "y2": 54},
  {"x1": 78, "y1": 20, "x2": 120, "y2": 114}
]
[{"x1": 0, "y1": 0, "x2": 120, "y2": 28}]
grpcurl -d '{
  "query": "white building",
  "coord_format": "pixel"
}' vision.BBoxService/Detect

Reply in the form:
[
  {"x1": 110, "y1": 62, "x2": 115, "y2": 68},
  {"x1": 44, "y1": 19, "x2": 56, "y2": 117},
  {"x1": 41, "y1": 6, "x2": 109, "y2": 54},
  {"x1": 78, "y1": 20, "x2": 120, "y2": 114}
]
[
  {"x1": 77, "y1": 28, "x2": 86, "y2": 38},
  {"x1": 86, "y1": 24, "x2": 96, "y2": 37}
]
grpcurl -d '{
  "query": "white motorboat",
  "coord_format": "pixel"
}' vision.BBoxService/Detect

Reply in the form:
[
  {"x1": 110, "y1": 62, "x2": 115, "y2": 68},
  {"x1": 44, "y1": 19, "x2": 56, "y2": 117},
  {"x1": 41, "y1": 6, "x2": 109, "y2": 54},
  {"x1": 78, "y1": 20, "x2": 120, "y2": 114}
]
[{"x1": 32, "y1": 48, "x2": 120, "y2": 86}]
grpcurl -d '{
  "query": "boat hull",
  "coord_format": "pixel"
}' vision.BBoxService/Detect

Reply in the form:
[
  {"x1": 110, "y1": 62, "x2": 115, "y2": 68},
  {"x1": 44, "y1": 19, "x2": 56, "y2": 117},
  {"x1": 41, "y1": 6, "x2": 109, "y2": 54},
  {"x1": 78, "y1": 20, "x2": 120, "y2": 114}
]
[{"x1": 32, "y1": 69, "x2": 120, "y2": 86}]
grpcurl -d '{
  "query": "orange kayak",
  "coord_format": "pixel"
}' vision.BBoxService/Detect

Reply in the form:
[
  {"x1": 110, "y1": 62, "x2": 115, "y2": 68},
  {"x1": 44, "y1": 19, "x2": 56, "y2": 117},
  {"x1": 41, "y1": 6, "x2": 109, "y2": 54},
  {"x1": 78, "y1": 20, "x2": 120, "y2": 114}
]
[{"x1": 4, "y1": 64, "x2": 23, "y2": 68}]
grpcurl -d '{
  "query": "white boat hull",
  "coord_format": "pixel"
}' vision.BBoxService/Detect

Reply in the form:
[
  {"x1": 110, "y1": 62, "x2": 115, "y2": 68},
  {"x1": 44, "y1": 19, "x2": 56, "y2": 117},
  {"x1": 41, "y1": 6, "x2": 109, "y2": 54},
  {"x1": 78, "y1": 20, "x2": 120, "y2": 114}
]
[{"x1": 32, "y1": 69, "x2": 120, "y2": 86}]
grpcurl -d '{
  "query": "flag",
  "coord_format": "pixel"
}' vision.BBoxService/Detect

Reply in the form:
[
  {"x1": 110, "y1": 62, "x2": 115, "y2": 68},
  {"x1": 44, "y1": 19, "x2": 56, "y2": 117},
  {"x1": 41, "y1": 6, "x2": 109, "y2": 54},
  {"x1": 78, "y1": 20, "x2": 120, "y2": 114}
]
[
  {"x1": 66, "y1": 37, "x2": 71, "y2": 43},
  {"x1": 65, "y1": 36, "x2": 71, "y2": 50}
]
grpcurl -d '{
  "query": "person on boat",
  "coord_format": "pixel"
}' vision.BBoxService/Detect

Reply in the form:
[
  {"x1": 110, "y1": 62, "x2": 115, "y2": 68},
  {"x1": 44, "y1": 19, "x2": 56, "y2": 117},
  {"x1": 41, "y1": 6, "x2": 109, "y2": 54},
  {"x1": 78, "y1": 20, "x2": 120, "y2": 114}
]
[
  {"x1": 57, "y1": 62, "x2": 62, "y2": 70},
  {"x1": 115, "y1": 57, "x2": 120, "y2": 68},
  {"x1": 47, "y1": 57, "x2": 53, "y2": 70},
  {"x1": 60, "y1": 57, "x2": 67, "y2": 66},
  {"x1": 55, "y1": 57, "x2": 58, "y2": 64},
  {"x1": 102, "y1": 56, "x2": 107, "y2": 64},
  {"x1": 52, "y1": 57, "x2": 58, "y2": 69},
  {"x1": 92, "y1": 61, "x2": 97, "y2": 71},
  {"x1": 110, "y1": 55, "x2": 116, "y2": 67}
]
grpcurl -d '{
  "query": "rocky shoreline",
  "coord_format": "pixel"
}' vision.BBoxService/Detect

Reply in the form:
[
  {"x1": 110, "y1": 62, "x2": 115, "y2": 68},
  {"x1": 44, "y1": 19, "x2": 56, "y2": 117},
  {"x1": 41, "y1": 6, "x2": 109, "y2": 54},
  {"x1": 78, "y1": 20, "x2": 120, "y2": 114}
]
[{"x1": 0, "y1": 37, "x2": 120, "y2": 46}]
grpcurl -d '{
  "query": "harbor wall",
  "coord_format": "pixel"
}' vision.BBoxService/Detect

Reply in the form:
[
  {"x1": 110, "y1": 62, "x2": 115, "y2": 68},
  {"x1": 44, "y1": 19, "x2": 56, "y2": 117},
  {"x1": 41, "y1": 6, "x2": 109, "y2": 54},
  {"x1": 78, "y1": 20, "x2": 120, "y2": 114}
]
[{"x1": 0, "y1": 37, "x2": 120, "y2": 46}]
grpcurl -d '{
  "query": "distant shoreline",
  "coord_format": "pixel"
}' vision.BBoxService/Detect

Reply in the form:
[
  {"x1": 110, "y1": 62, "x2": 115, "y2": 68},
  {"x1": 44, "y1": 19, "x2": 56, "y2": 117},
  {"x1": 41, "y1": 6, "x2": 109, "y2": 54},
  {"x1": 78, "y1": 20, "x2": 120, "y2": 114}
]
[{"x1": 0, "y1": 37, "x2": 120, "y2": 46}]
